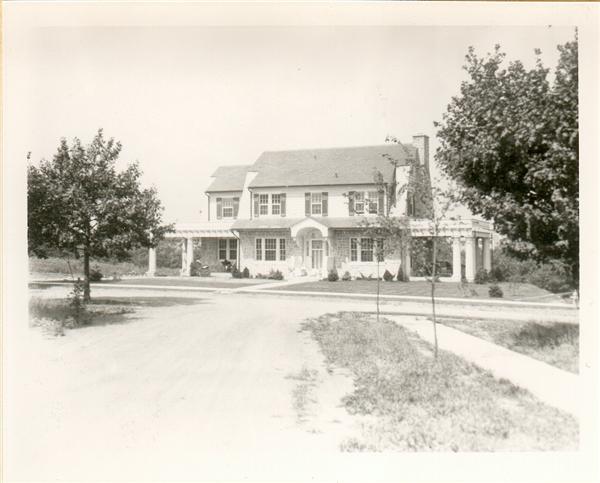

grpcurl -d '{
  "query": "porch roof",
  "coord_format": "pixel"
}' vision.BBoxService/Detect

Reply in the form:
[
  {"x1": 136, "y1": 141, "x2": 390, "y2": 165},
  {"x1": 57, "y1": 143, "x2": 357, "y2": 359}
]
[{"x1": 165, "y1": 221, "x2": 237, "y2": 239}]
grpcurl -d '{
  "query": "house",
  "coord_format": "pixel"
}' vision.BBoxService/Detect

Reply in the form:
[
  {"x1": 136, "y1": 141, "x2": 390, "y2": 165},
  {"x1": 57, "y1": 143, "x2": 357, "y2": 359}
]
[{"x1": 148, "y1": 134, "x2": 494, "y2": 282}]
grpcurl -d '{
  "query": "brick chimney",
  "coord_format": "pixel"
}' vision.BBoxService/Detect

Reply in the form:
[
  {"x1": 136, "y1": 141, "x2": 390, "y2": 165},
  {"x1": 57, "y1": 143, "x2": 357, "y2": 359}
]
[{"x1": 412, "y1": 134, "x2": 430, "y2": 171}]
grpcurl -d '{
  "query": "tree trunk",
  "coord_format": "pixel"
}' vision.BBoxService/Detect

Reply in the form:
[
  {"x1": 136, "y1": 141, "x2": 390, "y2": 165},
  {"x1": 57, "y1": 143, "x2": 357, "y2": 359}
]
[
  {"x1": 376, "y1": 259, "x2": 380, "y2": 323},
  {"x1": 431, "y1": 236, "x2": 438, "y2": 358},
  {"x1": 83, "y1": 247, "x2": 91, "y2": 302}
]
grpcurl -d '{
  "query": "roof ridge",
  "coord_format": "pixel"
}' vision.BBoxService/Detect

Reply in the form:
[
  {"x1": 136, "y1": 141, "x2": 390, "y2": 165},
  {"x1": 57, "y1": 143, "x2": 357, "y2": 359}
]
[{"x1": 260, "y1": 143, "x2": 413, "y2": 155}]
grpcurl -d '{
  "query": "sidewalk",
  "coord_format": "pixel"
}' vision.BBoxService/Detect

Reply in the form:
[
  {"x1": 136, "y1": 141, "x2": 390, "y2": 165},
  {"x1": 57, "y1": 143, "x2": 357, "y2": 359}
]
[{"x1": 389, "y1": 316, "x2": 580, "y2": 418}]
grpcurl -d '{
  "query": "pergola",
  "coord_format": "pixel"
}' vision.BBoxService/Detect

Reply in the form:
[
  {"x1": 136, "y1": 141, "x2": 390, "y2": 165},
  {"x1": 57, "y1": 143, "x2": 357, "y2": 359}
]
[{"x1": 146, "y1": 218, "x2": 494, "y2": 282}]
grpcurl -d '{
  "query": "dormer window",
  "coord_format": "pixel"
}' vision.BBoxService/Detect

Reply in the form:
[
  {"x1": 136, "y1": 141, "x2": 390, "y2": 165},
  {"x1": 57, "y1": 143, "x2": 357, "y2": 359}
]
[
  {"x1": 222, "y1": 199, "x2": 234, "y2": 218},
  {"x1": 216, "y1": 196, "x2": 239, "y2": 220}
]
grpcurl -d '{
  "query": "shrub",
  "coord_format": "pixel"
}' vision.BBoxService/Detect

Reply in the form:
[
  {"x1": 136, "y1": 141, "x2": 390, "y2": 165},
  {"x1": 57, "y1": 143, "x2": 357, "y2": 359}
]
[
  {"x1": 488, "y1": 284, "x2": 504, "y2": 298},
  {"x1": 489, "y1": 265, "x2": 505, "y2": 282},
  {"x1": 231, "y1": 266, "x2": 242, "y2": 278},
  {"x1": 242, "y1": 267, "x2": 250, "y2": 278},
  {"x1": 383, "y1": 269, "x2": 394, "y2": 282},
  {"x1": 268, "y1": 269, "x2": 284, "y2": 280},
  {"x1": 190, "y1": 260, "x2": 211, "y2": 277},
  {"x1": 342, "y1": 271, "x2": 352, "y2": 281},
  {"x1": 474, "y1": 268, "x2": 489, "y2": 284},
  {"x1": 328, "y1": 268, "x2": 339, "y2": 282},
  {"x1": 89, "y1": 266, "x2": 103, "y2": 282}
]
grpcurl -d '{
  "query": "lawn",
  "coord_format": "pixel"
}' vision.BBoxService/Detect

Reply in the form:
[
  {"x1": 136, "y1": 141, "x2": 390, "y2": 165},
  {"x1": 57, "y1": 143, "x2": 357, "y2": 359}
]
[
  {"x1": 301, "y1": 312, "x2": 578, "y2": 451},
  {"x1": 29, "y1": 256, "x2": 179, "y2": 278},
  {"x1": 101, "y1": 277, "x2": 268, "y2": 289},
  {"x1": 273, "y1": 280, "x2": 565, "y2": 303},
  {"x1": 440, "y1": 318, "x2": 579, "y2": 373}
]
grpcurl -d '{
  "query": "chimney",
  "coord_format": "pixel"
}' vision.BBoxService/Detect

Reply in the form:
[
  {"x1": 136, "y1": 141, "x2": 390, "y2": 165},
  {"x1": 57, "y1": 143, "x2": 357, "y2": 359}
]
[{"x1": 412, "y1": 134, "x2": 429, "y2": 171}]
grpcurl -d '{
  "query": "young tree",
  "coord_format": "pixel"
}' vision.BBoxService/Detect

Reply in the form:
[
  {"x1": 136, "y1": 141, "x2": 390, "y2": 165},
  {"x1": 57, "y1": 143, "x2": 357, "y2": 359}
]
[
  {"x1": 28, "y1": 129, "x2": 172, "y2": 301},
  {"x1": 410, "y1": 178, "x2": 455, "y2": 358},
  {"x1": 435, "y1": 37, "x2": 579, "y2": 289}
]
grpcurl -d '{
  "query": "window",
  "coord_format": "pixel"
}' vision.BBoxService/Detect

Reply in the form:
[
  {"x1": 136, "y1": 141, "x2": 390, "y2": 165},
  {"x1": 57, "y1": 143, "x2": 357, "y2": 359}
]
[
  {"x1": 265, "y1": 238, "x2": 277, "y2": 261},
  {"x1": 354, "y1": 192, "x2": 365, "y2": 214},
  {"x1": 311, "y1": 193, "x2": 322, "y2": 215},
  {"x1": 229, "y1": 239, "x2": 237, "y2": 260},
  {"x1": 367, "y1": 191, "x2": 379, "y2": 214},
  {"x1": 350, "y1": 238, "x2": 358, "y2": 261},
  {"x1": 219, "y1": 239, "x2": 227, "y2": 260},
  {"x1": 256, "y1": 239, "x2": 262, "y2": 260},
  {"x1": 256, "y1": 238, "x2": 287, "y2": 261},
  {"x1": 219, "y1": 239, "x2": 237, "y2": 260},
  {"x1": 352, "y1": 191, "x2": 379, "y2": 215},
  {"x1": 259, "y1": 194, "x2": 269, "y2": 215},
  {"x1": 279, "y1": 238, "x2": 286, "y2": 261},
  {"x1": 361, "y1": 238, "x2": 373, "y2": 262},
  {"x1": 222, "y1": 199, "x2": 234, "y2": 218},
  {"x1": 350, "y1": 237, "x2": 384, "y2": 262},
  {"x1": 271, "y1": 194, "x2": 281, "y2": 215}
]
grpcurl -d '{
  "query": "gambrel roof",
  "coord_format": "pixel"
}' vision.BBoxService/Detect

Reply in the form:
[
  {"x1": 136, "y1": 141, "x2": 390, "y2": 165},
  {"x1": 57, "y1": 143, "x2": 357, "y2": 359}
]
[{"x1": 205, "y1": 144, "x2": 416, "y2": 192}]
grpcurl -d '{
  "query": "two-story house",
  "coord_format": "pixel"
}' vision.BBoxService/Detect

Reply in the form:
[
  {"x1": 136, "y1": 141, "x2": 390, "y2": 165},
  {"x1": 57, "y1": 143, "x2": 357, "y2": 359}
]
[{"x1": 149, "y1": 134, "x2": 494, "y2": 281}]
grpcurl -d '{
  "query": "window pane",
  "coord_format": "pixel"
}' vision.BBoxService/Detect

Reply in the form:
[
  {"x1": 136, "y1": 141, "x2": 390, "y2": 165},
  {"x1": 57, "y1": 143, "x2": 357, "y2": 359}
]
[
  {"x1": 265, "y1": 238, "x2": 277, "y2": 260},
  {"x1": 256, "y1": 239, "x2": 262, "y2": 260},
  {"x1": 229, "y1": 239, "x2": 237, "y2": 260},
  {"x1": 259, "y1": 194, "x2": 269, "y2": 203},
  {"x1": 272, "y1": 204, "x2": 280, "y2": 215},
  {"x1": 312, "y1": 203, "x2": 322, "y2": 215},
  {"x1": 311, "y1": 193, "x2": 322, "y2": 203},
  {"x1": 260, "y1": 205, "x2": 269, "y2": 215},
  {"x1": 350, "y1": 238, "x2": 358, "y2": 262},
  {"x1": 279, "y1": 239, "x2": 286, "y2": 261},
  {"x1": 361, "y1": 238, "x2": 373, "y2": 262}
]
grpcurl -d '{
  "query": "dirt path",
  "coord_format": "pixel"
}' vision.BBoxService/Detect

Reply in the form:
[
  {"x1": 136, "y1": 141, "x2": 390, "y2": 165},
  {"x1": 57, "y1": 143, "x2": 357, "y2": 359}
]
[{"x1": 7, "y1": 291, "x2": 372, "y2": 481}]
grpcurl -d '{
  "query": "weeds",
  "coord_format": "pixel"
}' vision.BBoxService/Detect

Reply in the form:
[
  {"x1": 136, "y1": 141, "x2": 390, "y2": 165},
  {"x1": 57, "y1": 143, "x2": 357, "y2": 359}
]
[{"x1": 301, "y1": 312, "x2": 578, "y2": 451}]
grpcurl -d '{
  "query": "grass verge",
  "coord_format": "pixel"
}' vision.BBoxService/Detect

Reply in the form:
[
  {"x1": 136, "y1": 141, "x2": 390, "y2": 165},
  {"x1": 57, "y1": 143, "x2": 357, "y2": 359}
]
[
  {"x1": 440, "y1": 318, "x2": 579, "y2": 373},
  {"x1": 29, "y1": 296, "x2": 135, "y2": 336},
  {"x1": 301, "y1": 312, "x2": 578, "y2": 451}
]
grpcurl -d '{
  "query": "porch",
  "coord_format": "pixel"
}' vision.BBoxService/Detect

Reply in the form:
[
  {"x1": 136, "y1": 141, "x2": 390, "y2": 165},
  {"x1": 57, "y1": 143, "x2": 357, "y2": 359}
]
[{"x1": 147, "y1": 218, "x2": 494, "y2": 282}]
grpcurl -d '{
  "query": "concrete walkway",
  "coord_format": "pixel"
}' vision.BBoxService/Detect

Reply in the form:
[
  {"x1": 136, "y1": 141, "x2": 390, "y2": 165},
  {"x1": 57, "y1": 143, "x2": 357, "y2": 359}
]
[{"x1": 389, "y1": 316, "x2": 580, "y2": 418}]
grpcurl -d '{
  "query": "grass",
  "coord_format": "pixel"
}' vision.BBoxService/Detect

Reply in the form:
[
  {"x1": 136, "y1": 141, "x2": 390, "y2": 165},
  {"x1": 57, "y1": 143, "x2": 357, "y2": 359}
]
[
  {"x1": 274, "y1": 280, "x2": 564, "y2": 303},
  {"x1": 301, "y1": 312, "x2": 578, "y2": 451},
  {"x1": 440, "y1": 318, "x2": 579, "y2": 373},
  {"x1": 29, "y1": 296, "x2": 135, "y2": 336},
  {"x1": 101, "y1": 277, "x2": 269, "y2": 288},
  {"x1": 29, "y1": 256, "x2": 180, "y2": 278}
]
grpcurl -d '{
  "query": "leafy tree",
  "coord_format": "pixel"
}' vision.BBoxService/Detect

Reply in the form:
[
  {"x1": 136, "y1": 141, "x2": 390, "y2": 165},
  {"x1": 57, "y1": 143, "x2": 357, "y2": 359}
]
[
  {"x1": 28, "y1": 129, "x2": 172, "y2": 300},
  {"x1": 435, "y1": 37, "x2": 579, "y2": 289}
]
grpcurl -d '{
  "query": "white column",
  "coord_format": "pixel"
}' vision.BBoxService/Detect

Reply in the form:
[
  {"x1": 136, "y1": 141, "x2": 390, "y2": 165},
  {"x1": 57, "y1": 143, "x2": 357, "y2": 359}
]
[
  {"x1": 184, "y1": 237, "x2": 194, "y2": 276},
  {"x1": 322, "y1": 238, "x2": 329, "y2": 278},
  {"x1": 465, "y1": 237, "x2": 476, "y2": 282},
  {"x1": 180, "y1": 239, "x2": 187, "y2": 275},
  {"x1": 403, "y1": 244, "x2": 412, "y2": 280},
  {"x1": 451, "y1": 237, "x2": 461, "y2": 282},
  {"x1": 483, "y1": 238, "x2": 492, "y2": 271},
  {"x1": 147, "y1": 247, "x2": 156, "y2": 277}
]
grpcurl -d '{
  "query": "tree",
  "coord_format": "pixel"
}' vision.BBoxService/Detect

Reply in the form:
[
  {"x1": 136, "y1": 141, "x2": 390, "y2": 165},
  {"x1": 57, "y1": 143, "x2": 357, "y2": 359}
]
[
  {"x1": 28, "y1": 129, "x2": 172, "y2": 300},
  {"x1": 435, "y1": 36, "x2": 579, "y2": 289}
]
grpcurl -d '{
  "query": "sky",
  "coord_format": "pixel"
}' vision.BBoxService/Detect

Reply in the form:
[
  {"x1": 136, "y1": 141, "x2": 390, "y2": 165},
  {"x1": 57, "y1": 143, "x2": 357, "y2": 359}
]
[{"x1": 7, "y1": 23, "x2": 576, "y2": 223}]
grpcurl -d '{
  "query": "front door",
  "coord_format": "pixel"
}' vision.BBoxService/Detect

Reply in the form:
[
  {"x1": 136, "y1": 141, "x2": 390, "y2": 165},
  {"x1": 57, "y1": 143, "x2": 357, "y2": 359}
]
[{"x1": 311, "y1": 240, "x2": 323, "y2": 270}]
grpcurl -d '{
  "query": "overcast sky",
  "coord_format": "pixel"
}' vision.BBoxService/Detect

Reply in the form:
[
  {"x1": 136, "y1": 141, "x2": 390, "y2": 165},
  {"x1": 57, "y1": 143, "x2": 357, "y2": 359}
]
[{"x1": 10, "y1": 24, "x2": 575, "y2": 222}]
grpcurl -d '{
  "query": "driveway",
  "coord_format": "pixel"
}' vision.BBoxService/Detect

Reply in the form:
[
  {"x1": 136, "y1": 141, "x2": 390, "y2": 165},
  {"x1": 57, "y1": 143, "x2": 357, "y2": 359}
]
[{"x1": 6, "y1": 289, "x2": 376, "y2": 481}]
